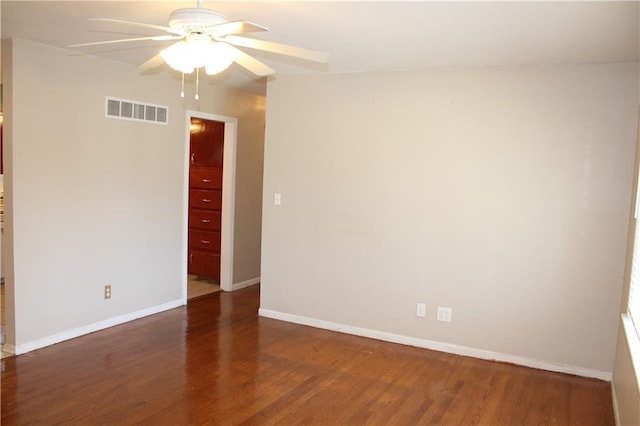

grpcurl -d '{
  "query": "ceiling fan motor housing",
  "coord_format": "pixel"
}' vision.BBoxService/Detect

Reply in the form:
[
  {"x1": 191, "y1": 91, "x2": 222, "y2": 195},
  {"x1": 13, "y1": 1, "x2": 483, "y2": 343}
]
[{"x1": 168, "y1": 8, "x2": 227, "y2": 34}]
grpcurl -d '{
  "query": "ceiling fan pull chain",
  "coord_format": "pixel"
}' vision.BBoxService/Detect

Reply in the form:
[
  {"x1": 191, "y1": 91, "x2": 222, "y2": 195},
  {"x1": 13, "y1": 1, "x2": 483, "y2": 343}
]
[
  {"x1": 181, "y1": 72, "x2": 185, "y2": 98},
  {"x1": 195, "y1": 68, "x2": 200, "y2": 100}
]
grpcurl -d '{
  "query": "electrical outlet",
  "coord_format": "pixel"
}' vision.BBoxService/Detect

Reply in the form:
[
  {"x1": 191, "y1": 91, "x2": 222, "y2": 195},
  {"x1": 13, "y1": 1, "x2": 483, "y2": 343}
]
[
  {"x1": 437, "y1": 306, "x2": 452, "y2": 322},
  {"x1": 416, "y1": 303, "x2": 426, "y2": 317},
  {"x1": 104, "y1": 285, "x2": 112, "y2": 300}
]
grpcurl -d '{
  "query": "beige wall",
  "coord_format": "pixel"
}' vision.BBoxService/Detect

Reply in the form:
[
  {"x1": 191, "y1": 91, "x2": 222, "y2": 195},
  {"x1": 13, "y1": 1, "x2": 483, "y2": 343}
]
[
  {"x1": 261, "y1": 63, "x2": 638, "y2": 375},
  {"x1": 3, "y1": 39, "x2": 264, "y2": 350}
]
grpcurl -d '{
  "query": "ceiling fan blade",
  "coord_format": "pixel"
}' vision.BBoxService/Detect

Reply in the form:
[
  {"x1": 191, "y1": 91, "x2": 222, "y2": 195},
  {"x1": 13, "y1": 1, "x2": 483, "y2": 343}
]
[
  {"x1": 68, "y1": 35, "x2": 181, "y2": 48},
  {"x1": 220, "y1": 35, "x2": 329, "y2": 63},
  {"x1": 139, "y1": 54, "x2": 166, "y2": 71},
  {"x1": 226, "y1": 45, "x2": 275, "y2": 76},
  {"x1": 210, "y1": 20, "x2": 268, "y2": 37},
  {"x1": 89, "y1": 17, "x2": 181, "y2": 35}
]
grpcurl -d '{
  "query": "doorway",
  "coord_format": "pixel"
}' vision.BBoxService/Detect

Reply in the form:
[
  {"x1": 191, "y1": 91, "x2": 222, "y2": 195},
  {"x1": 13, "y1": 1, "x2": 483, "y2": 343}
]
[{"x1": 183, "y1": 111, "x2": 237, "y2": 301}]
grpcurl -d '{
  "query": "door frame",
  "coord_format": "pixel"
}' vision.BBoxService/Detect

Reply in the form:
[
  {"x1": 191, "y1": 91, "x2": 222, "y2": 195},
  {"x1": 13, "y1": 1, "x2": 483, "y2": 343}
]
[{"x1": 183, "y1": 111, "x2": 237, "y2": 298}]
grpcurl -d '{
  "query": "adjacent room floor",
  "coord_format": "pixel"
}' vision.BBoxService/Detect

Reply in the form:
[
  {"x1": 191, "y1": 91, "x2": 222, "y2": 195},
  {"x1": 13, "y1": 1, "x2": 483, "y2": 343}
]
[
  {"x1": 1, "y1": 285, "x2": 614, "y2": 425},
  {"x1": 187, "y1": 274, "x2": 220, "y2": 300}
]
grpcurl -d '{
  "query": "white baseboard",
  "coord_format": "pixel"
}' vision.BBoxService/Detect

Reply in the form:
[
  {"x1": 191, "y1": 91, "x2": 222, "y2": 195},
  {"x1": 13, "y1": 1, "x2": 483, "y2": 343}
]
[
  {"x1": 258, "y1": 308, "x2": 612, "y2": 381},
  {"x1": 15, "y1": 299, "x2": 185, "y2": 355},
  {"x1": 231, "y1": 277, "x2": 260, "y2": 291}
]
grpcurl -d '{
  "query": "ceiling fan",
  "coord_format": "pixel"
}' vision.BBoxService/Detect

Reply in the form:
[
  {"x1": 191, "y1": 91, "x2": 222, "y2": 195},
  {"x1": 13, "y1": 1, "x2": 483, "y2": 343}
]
[{"x1": 69, "y1": 0, "x2": 329, "y2": 95}]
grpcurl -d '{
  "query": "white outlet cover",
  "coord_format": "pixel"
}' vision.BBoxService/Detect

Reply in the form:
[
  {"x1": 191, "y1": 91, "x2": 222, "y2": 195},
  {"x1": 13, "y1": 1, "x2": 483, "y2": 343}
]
[{"x1": 416, "y1": 303, "x2": 426, "y2": 317}]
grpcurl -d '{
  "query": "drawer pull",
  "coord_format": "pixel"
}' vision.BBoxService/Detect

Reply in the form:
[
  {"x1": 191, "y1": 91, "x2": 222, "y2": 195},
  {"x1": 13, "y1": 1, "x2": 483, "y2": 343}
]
[
  {"x1": 200, "y1": 240, "x2": 210, "y2": 244},
  {"x1": 202, "y1": 198, "x2": 211, "y2": 203},
  {"x1": 201, "y1": 219, "x2": 211, "y2": 223},
  {"x1": 202, "y1": 179, "x2": 212, "y2": 183},
  {"x1": 189, "y1": 253, "x2": 193, "y2": 263}
]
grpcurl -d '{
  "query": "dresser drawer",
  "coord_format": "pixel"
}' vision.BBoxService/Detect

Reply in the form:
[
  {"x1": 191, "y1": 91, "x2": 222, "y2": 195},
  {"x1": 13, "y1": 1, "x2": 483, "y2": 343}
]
[
  {"x1": 189, "y1": 229, "x2": 221, "y2": 251},
  {"x1": 189, "y1": 189, "x2": 221, "y2": 209},
  {"x1": 188, "y1": 249, "x2": 220, "y2": 279},
  {"x1": 190, "y1": 168, "x2": 222, "y2": 189},
  {"x1": 189, "y1": 209, "x2": 221, "y2": 231}
]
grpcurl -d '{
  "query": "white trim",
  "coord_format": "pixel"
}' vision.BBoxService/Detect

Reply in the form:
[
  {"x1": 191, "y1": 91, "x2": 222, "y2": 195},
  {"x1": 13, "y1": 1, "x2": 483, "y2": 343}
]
[
  {"x1": 183, "y1": 111, "x2": 238, "y2": 294},
  {"x1": 15, "y1": 299, "x2": 184, "y2": 355},
  {"x1": 612, "y1": 377, "x2": 621, "y2": 426},
  {"x1": 621, "y1": 313, "x2": 640, "y2": 394},
  {"x1": 232, "y1": 277, "x2": 260, "y2": 291},
  {"x1": 181, "y1": 114, "x2": 190, "y2": 303},
  {"x1": 258, "y1": 309, "x2": 612, "y2": 381},
  {"x1": 220, "y1": 122, "x2": 237, "y2": 292}
]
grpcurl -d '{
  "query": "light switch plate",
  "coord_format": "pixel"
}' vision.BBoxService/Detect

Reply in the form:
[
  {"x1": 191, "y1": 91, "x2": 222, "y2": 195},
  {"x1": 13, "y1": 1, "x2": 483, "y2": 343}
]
[{"x1": 437, "y1": 306, "x2": 452, "y2": 322}]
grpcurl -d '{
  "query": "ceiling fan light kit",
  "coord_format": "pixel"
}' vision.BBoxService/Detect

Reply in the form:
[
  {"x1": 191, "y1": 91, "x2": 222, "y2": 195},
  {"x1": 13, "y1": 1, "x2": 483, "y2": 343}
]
[
  {"x1": 160, "y1": 38, "x2": 235, "y2": 75},
  {"x1": 69, "y1": 2, "x2": 329, "y2": 98}
]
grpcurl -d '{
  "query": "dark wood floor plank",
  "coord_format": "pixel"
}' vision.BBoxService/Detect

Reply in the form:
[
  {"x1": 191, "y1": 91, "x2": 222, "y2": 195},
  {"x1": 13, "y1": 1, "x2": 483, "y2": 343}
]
[{"x1": 1, "y1": 285, "x2": 614, "y2": 425}]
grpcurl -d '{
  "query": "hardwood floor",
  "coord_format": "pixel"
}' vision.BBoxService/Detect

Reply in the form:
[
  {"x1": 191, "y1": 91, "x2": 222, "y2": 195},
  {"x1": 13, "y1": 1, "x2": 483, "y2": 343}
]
[{"x1": 1, "y1": 285, "x2": 613, "y2": 425}]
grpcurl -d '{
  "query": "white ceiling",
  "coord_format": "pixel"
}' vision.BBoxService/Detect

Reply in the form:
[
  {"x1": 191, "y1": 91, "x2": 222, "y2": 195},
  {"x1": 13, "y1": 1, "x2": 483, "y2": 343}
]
[{"x1": 2, "y1": 1, "x2": 639, "y2": 95}]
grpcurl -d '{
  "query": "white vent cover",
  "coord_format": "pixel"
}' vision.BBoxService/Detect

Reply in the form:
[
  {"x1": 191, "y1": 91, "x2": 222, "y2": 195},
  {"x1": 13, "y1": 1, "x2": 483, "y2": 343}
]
[{"x1": 105, "y1": 97, "x2": 168, "y2": 125}]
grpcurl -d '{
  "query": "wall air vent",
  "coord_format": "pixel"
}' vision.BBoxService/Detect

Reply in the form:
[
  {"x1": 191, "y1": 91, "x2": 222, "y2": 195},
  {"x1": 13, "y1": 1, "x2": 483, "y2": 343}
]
[{"x1": 105, "y1": 97, "x2": 168, "y2": 125}]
